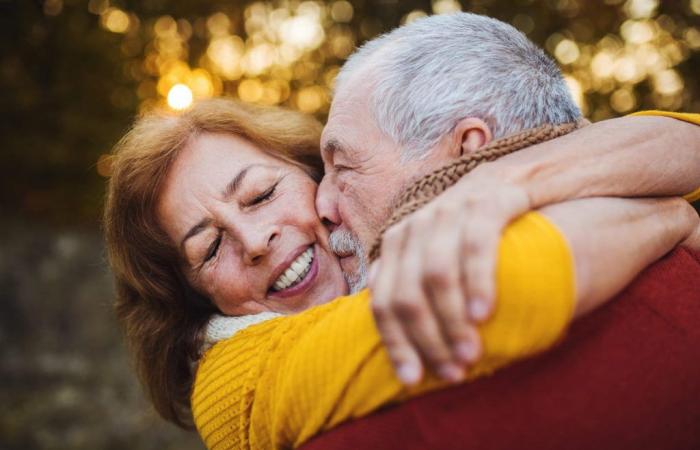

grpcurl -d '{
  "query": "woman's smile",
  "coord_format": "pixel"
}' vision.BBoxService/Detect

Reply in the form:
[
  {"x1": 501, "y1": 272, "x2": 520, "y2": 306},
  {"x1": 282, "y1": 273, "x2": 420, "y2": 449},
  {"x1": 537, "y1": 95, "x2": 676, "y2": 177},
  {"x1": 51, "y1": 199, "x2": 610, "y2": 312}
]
[{"x1": 268, "y1": 244, "x2": 319, "y2": 298}]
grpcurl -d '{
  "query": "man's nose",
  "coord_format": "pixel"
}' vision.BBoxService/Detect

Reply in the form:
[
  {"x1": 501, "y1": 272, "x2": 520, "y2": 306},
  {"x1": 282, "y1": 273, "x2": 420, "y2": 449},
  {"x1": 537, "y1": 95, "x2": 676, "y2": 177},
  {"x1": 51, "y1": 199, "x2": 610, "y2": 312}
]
[{"x1": 316, "y1": 175, "x2": 341, "y2": 230}]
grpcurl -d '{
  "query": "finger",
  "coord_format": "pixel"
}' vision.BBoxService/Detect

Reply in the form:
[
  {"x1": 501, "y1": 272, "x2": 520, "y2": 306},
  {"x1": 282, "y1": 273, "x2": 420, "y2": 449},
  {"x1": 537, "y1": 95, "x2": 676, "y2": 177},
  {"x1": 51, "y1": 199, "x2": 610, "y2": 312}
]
[
  {"x1": 371, "y1": 299, "x2": 423, "y2": 385},
  {"x1": 393, "y1": 221, "x2": 463, "y2": 382},
  {"x1": 421, "y1": 208, "x2": 475, "y2": 365},
  {"x1": 370, "y1": 223, "x2": 424, "y2": 385},
  {"x1": 460, "y1": 216, "x2": 503, "y2": 322}
]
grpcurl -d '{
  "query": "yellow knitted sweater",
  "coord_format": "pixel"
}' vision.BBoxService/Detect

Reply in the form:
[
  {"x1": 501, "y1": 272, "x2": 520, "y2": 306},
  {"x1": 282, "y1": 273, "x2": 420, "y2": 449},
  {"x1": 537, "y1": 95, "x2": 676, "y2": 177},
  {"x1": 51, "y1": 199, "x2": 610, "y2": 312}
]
[
  {"x1": 192, "y1": 111, "x2": 700, "y2": 450},
  {"x1": 192, "y1": 212, "x2": 575, "y2": 450}
]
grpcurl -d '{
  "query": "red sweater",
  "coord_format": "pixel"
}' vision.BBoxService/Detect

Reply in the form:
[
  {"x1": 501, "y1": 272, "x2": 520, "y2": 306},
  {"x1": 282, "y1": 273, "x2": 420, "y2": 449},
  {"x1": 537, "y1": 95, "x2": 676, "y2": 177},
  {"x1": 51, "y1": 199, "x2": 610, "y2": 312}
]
[{"x1": 302, "y1": 248, "x2": 700, "y2": 450}]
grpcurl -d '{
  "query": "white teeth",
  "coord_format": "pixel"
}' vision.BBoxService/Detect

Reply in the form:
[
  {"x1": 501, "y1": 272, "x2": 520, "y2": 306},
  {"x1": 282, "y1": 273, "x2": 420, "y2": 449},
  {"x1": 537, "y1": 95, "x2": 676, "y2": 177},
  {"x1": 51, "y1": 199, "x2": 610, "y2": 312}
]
[
  {"x1": 272, "y1": 247, "x2": 314, "y2": 291},
  {"x1": 292, "y1": 261, "x2": 305, "y2": 274}
]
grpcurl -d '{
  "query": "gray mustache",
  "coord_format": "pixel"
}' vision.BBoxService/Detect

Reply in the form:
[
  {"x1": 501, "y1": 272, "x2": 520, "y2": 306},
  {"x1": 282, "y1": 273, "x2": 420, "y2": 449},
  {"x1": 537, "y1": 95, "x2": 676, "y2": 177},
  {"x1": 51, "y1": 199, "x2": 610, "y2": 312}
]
[{"x1": 328, "y1": 229, "x2": 362, "y2": 256}]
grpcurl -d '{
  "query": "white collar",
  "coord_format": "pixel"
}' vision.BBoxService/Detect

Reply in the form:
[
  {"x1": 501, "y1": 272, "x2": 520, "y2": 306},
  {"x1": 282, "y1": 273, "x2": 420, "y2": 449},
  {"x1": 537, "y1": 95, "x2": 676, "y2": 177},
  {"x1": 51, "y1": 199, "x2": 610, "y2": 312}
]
[{"x1": 201, "y1": 311, "x2": 281, "y2": 353}]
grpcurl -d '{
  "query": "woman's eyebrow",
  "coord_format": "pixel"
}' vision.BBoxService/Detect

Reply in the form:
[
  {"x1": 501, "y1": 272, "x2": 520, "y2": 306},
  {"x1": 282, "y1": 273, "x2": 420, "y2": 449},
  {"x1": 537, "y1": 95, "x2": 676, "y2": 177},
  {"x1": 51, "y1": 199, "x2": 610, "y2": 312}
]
[
  {"x1": 222, "y1": 163, "x2": 263, "y2": 199},
  {"x1": 180, "y1": 218, "x2": 213, "y2": 253}
]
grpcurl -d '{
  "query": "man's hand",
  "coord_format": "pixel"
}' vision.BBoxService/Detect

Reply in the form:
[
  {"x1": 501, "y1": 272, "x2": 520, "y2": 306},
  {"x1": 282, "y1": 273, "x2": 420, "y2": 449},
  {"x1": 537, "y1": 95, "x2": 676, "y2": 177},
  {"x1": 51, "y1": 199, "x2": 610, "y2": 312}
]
[{"x1": 369, "y1": 172, "x2": 531, "y2": 385}]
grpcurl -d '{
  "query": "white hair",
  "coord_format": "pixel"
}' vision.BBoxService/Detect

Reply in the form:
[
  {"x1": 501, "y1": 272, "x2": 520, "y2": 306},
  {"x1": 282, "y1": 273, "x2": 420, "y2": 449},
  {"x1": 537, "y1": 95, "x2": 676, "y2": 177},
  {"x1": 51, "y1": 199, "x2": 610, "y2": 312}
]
[{"x1": 335, "y1": 13, "x2": 582, "y2": 159}]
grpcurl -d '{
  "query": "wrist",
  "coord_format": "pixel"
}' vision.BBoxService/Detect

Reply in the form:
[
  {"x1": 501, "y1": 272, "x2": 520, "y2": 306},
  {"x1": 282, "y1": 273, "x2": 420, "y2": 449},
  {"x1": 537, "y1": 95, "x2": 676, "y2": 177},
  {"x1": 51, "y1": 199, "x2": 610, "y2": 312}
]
[
  {"x1": 676, "y1": 199, "x2": 700, "y2": 248},
  {"x1": 472, "y1": 152, "x2": 577, "y2": 209}
]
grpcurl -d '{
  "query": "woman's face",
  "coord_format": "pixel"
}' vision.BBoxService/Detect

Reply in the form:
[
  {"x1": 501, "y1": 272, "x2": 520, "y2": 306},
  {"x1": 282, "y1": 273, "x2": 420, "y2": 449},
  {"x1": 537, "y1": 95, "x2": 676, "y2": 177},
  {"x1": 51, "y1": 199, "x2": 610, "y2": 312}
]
[{"x1": 157, "y1": 132, "x2": 348, "y2": 315}]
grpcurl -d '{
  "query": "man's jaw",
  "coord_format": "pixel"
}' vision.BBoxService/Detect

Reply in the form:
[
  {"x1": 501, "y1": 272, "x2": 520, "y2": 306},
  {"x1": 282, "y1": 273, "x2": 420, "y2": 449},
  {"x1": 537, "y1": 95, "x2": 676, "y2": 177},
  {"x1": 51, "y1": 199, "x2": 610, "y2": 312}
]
[
  {"x1": 328, "y1": 228, "x2": 369, "y2": 293},
  {"x1": 340, "y1": 254, "x2": 368, "y2": 293}
]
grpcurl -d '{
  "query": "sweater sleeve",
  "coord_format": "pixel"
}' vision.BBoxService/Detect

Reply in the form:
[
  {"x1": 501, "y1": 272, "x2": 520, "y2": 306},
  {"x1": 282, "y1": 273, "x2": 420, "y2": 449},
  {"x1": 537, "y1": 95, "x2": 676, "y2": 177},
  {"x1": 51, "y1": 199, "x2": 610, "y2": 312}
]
[
  {"x1": 191, "y1": 212, "x2": 575, "y2": 450},
  {"x1": 628, "y1": 111, "x2": 700, "y2": 202}
]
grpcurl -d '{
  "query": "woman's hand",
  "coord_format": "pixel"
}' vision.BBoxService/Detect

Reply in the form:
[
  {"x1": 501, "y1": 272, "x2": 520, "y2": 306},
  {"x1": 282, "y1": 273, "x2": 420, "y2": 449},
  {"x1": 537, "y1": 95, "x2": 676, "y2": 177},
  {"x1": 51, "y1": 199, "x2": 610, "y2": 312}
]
[{"x1": 368, "y1": 171, "x2": 532, "y2": 385}]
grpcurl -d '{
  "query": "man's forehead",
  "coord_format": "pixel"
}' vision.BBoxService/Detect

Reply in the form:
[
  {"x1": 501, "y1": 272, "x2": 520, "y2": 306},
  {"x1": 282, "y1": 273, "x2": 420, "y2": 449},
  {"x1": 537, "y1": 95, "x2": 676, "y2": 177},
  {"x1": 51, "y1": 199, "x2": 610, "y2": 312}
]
[{"x1": 322, "y1": 101, "x2": 366, "y2": 156}]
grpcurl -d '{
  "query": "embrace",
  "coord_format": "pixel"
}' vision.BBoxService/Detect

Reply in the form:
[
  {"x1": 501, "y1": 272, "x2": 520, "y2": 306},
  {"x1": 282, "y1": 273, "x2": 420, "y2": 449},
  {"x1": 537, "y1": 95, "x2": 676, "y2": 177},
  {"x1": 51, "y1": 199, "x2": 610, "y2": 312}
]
[{"x1": 104, "y1": 13, "x2": 700, "y2": 450}]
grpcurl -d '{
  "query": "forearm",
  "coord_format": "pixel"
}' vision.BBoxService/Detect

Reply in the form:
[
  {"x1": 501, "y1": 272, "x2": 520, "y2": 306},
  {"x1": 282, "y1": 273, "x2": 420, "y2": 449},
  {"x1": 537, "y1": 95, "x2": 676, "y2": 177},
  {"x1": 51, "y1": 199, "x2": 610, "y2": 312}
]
[
  {"x1": 539, "y1": 197, "x2": 699, "y2": 318},
  {"x1": 475, "y1": 116, "x2": 700, "y2": 207}
]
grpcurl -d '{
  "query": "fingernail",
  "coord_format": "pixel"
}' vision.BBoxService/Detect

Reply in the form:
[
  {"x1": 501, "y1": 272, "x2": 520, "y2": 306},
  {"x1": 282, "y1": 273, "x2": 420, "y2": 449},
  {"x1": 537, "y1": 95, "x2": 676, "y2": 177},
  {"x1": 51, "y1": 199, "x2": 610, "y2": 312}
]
[
  {"x1": 470, "y1": 298, "x2": 491, "y2": 321},
  {"x1": 397, "y1": 363, "x2": 421, "y2": 385},
  {"x1": 438, "y1": 364, "x2": 464, "y2": 383},
  {"x1": 455, "y1": 341, "x2": 478, "y2": 363}
]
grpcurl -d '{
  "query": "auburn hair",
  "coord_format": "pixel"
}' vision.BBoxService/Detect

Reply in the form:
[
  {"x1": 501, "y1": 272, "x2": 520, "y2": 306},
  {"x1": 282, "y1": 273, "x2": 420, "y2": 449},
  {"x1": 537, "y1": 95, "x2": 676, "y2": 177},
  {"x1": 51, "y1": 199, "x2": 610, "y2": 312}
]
[{"x1": 103, "y1": 98, "x2": 323, "y2": 428}]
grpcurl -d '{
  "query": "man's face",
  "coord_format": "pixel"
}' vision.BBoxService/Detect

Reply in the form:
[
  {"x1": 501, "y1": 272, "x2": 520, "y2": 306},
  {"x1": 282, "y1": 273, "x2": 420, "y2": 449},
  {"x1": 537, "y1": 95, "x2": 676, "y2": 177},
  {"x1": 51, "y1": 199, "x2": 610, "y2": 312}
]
[{"x1": 316, "y1": 84, "x2": 445, "y2": 291}]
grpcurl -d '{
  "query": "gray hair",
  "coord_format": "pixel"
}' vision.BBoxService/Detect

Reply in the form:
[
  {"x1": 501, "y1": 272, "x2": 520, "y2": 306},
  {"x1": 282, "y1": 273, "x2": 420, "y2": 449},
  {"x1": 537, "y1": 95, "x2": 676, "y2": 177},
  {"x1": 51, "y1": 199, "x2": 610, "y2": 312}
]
[{"x1": 335, "y1": 13, "x2": 582, "y2": 160}]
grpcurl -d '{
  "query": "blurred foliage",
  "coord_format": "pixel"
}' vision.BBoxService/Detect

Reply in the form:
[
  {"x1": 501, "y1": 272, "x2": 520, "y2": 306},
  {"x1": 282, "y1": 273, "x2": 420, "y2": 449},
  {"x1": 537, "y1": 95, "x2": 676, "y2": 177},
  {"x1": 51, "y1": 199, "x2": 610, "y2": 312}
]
[
  {"x1": 0, "y1": 0, "x2": 698, "y2": 225},
  {"x1": 0, "y1": 1, "x2": 698, "y2": 449}
]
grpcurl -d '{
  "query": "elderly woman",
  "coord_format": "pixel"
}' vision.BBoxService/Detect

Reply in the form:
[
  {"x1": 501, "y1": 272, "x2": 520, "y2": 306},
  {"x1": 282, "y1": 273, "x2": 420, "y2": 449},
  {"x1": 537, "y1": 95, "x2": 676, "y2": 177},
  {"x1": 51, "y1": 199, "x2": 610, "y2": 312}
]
[{"x1": 103, "y1": 98, "x2": 699, "y2": 449}]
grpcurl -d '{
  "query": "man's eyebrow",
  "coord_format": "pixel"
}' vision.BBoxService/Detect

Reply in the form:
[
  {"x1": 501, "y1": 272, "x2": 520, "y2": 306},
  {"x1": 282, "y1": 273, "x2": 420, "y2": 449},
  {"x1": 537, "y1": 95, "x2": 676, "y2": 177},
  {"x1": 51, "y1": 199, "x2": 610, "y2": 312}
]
[
  {"x1": 180, "y1": 218, "x2": 212, "y2": 253},
  {"x1": 322, "y1": 138, "x2": 345, "y2": 158}
]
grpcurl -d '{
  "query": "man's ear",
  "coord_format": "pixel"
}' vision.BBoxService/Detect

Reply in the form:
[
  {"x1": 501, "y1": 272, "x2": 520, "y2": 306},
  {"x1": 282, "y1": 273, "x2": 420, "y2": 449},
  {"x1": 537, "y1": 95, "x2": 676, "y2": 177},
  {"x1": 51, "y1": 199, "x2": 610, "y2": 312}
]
[{"x1": 449, "y1": 117, "x2": 493, "y2": 157}]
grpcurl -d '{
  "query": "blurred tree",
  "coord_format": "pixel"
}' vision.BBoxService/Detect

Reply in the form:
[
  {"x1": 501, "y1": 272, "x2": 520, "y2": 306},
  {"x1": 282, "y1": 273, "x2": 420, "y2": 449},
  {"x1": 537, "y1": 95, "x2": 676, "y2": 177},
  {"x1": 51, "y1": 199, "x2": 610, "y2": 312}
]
[{"x1": 1, "y1": 0, "x2": 698, "y2": 225}]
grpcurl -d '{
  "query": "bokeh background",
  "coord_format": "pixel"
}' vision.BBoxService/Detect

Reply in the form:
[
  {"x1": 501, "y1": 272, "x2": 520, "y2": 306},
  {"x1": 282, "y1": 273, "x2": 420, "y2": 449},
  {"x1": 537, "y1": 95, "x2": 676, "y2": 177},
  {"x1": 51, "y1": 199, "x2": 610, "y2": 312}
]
[{"x1": 1, "y1": 0, "x2": 698, "y2": 449}]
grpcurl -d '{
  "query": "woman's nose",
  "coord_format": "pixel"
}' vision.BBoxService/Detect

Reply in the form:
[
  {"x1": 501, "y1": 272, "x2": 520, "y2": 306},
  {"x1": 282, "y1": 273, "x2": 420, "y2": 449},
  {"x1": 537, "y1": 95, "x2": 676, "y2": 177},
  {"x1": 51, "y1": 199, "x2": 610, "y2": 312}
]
[
  {"x1": 240, "y1": 225, "x2": 279, "y2": 266},
  {"x1": 221, "y1": 214, "x2": 279, "y2": 266}
]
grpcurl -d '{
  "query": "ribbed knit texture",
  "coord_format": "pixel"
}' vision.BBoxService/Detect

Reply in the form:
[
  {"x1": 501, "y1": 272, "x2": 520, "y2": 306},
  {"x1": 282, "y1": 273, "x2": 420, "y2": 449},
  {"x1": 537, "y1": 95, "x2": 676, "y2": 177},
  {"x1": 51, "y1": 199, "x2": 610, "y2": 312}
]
[{"x1": 192, "y1": 212, "x2": 574, "y2": 450}]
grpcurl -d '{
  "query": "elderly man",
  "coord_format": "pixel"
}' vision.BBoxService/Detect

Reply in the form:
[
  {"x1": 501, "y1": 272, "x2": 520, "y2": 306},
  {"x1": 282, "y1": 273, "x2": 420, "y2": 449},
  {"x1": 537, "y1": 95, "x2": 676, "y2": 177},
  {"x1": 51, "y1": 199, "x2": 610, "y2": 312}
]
[{"x1": 315, "y1": 12, "x2": 700, "y2": 385}]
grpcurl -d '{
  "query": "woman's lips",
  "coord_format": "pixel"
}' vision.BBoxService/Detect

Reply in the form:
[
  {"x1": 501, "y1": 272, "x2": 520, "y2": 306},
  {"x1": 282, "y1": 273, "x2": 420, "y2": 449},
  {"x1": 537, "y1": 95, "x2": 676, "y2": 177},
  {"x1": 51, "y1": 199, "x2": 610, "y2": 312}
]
[{"x1": 268, "y1": 244, "x2": 319, "y2": 299}]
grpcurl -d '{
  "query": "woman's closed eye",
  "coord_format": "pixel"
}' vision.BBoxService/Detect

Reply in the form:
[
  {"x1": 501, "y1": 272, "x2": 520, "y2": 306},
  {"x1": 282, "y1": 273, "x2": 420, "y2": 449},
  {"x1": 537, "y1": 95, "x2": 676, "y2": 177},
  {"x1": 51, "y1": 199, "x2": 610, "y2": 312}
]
[
  {"x1": 247, "y1": 182, "x2": 278, "y2": 207},
  {"x1": 204, "y1": 235, "x2": 222, "y2": 263}
]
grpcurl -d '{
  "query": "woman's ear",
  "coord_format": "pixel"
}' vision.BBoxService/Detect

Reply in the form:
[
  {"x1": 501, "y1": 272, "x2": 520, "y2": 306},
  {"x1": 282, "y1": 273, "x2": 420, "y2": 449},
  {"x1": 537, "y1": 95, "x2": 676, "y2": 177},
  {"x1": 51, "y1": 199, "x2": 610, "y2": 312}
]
[{"x1": 450, "y1": 117, "x2": 493, "y2": 157}]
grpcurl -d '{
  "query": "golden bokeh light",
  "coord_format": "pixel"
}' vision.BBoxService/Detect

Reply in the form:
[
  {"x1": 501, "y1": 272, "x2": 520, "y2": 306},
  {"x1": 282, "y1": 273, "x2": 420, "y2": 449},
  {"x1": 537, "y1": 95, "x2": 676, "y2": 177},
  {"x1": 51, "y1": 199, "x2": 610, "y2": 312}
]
[
  {"x1": 620, "y1": 20, "x2": 655, "y2": 44},
  {"x1": 685, "y1": 28, "x2": 700, "y2": 50},
  {"x1": 653, "y1": 69, "x2": 683, "y2": 95},
  {"x1": 207, "y1": 12, "x2": 231, "y2": 37},
  {"x1": 330, "y1": 1, "x2": 354, "y2": 23},
  {"x1": 403, "y1": 10, "x2": 428, "y2": 25},
  {"x1": 432, "y1": 0, "x2": 462, "y2": 15},
  {"x1": 592, "y1": 50, "x2": 615, "y2": 78},
  {"x1": 554, "y1": 39, "x2": 581, "y2": 65},
  {"x1": 610, "y1": 87, "x2": 637, "y2": 112},
  {"x1": 91, "y1": 0, "x2": 697, "y2": 121},
  {"x1": 624, "y1": 0, "x2": 659, "y2": 19},
  {"x1": 187, "y1": 69, "x2": 217, "y2": 98},
  {"x1": 167, "y1": 83, "x2": 193, "y2": 110},
  {"x1": 43, "y1": 0, "x2": 63, "y2": 16},
  {"x1": 207, "y1": 36, "x2": 245, "y2": 80},
  {"x1": 296, "y1": 86, "x2": 325, "y2": 113},
  {"x1": 564, "y1": 75, "x2": 585, "y2": 110},
  {"x1": 238, "y1": 78, "x2": 265, "y2": 103},
  {"x1": 101, "y1": 8, "x2": 130, "y2": 34},
  {"x1": 692, "y1": 0, "x2": 700, "y2": 15},
  {"x1": 87, "y1": 0, "x2": 108, "y2": 15}
]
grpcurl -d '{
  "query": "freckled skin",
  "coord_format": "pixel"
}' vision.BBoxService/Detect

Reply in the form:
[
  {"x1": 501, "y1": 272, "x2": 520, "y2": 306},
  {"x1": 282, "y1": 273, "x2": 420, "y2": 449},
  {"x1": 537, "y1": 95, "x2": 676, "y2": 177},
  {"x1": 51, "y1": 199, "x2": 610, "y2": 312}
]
[{"x1": 157, "y1": 132, "x2": 347, "y2": 316}]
